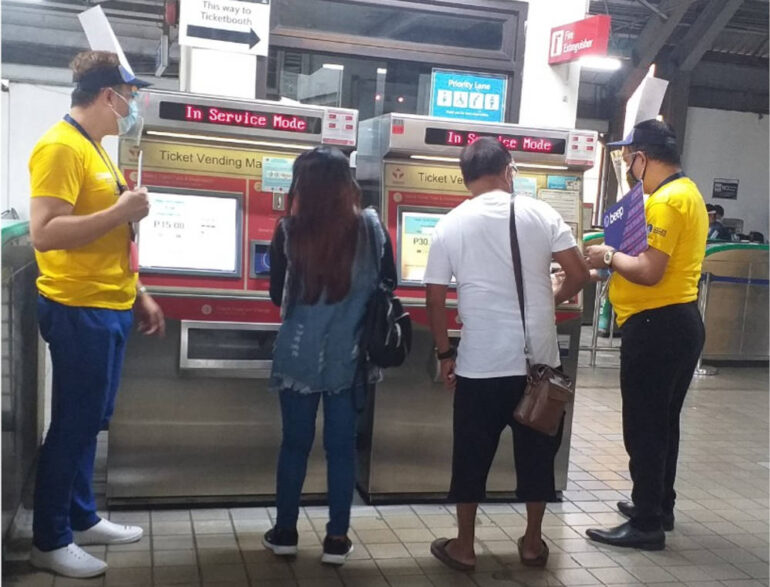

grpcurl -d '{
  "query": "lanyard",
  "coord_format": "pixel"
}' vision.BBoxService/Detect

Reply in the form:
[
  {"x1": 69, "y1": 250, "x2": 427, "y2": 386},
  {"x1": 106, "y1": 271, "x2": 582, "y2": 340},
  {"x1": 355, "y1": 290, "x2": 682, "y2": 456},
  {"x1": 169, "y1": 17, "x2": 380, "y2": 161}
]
[
  {"x1": 653, "y1": 171, "x2": 686, "y2": 195},
  {"x1": 64, "y1": 114, "x2": 127, "y2": 195},
  {"x1": 64, "y1": 114, "x2": 136, "y2": 243}
]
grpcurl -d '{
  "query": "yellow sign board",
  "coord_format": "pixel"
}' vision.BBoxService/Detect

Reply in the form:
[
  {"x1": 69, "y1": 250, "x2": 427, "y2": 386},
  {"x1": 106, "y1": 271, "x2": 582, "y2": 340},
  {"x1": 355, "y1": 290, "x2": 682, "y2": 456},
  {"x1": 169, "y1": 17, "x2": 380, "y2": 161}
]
[
  {"x1": 119, "y1": 140, "x2": 297, "y2": 179},
  {"x1": 384, "y1": 162, "x2": 468, "y2": 194}
]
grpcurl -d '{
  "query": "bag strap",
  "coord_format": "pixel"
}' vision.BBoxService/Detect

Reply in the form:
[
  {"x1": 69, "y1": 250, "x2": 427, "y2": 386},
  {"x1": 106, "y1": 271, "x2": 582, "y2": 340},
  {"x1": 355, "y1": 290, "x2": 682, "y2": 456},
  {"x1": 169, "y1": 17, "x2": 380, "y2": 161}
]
[
  {"x1": 365, "y1": 211, "x2": 378, "y2": 273},
  {"x1": 355, "y1": 210, "x2": 382, "y2": 393},
  {"x1": 509, "y1": 197, "x2": 531, "y2": 371},
  {"x1": 364, "y1": 209, "x2": 390, "y2": 288}
]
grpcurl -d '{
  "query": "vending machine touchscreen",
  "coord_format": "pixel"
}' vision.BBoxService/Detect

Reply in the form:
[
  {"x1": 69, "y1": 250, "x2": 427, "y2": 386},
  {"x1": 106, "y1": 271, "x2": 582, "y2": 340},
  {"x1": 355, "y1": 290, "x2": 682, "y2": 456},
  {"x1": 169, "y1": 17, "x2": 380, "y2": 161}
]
[
  {"x1": 398, "y1": 208, "x2": 449, "y2": 286},
  {"x1": 138, "y1": 189, "x2": 242, "y2": 277}
]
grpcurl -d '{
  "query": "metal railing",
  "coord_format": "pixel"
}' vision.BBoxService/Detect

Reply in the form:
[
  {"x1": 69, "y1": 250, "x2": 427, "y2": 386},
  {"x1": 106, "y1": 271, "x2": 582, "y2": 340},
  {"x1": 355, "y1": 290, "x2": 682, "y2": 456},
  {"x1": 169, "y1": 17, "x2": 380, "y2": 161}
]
[
  {"x1": 581, "y1": 278, "x2": 621, "y2": 367},
  {"x1": 694, "y1": 272, "x2": 718, "y2": 376}
]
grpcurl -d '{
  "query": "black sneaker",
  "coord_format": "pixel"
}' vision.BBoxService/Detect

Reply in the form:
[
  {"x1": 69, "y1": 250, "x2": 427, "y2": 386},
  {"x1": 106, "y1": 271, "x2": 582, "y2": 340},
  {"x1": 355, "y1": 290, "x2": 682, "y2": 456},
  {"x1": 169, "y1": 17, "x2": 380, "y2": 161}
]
[
  {"x1": 322, "y1": 535, "x2": 354, "y2": 565},
  {"x1": 262, "y1": 527, "x2": 298, "y2": 556}
]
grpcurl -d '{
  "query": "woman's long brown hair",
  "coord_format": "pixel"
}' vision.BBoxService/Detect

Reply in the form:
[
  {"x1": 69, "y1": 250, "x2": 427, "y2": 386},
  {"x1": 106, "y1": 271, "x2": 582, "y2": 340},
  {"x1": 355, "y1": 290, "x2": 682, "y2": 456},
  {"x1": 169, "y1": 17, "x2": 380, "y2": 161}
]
[{"x1": 286, "y1": 147, "x2": 360, "y2": 305}]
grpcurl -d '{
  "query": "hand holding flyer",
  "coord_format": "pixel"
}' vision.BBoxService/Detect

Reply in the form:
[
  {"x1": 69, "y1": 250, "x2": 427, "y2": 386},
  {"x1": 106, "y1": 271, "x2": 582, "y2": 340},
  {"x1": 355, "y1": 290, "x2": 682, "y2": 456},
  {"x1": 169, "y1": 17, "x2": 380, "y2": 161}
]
[{"x1": 602, "y1": 182, "x2": 648, "y2": 256}]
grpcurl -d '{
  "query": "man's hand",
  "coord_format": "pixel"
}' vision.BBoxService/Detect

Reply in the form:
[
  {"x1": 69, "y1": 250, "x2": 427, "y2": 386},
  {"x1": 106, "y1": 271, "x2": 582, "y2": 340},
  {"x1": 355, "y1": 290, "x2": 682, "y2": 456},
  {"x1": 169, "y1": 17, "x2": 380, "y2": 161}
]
[
  {"x1": 440, "y1": 358, "x2": 456, "y2": 392},
  {"x1": 551, "y1": 270, "x2": 566, "y2": 294},
  {"x1": 589, "y1": 269, "x2": 607, "y2": 282},
  {"x1": 586, "y1": 245, "x2": 669, "y2": 286},
  {"x1": 552, "y1": 246, "x2": 590, "y2": 306},
  {"x1": 135, "y1": 293, "x2": 165, "y2": 336},
  {"x1": 585, "y1": 244, "x2": 613, "y2": 270},
  {"x1": 115, "y1": 188, "x2": 150, "y2": 223}
]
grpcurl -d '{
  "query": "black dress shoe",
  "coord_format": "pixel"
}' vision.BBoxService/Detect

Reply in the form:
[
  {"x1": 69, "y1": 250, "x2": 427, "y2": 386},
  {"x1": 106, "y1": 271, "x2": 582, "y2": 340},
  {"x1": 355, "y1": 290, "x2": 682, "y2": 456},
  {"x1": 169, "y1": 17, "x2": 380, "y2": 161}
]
[
  {"x1": 617, "y1": 501, "x2": 675, "y2": 531},
  {"x1": 585, "y1": 521, "x2": 665, "y2": 551}
]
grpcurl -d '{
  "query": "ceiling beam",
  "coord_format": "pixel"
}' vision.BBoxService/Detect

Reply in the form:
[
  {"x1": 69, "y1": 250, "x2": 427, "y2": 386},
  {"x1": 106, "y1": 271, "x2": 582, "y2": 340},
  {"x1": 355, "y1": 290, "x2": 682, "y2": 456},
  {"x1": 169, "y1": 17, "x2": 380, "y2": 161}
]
[
  {"x1": 670, "y1": 0, "x2": 745, "y2": 71},
  {"x1": 615, "y1": 0, "x2": 699, "y2": 100}
]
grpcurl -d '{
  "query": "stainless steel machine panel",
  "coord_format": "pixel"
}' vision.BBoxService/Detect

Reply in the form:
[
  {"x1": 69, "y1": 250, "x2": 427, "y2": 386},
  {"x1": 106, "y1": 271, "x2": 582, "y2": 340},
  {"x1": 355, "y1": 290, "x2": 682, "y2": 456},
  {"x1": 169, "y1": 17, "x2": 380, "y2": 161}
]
[
  {"x1": 357, "y1": 315, "x2": 580, "y2": 502},
  {"x1": 107, "y1": 320, "x2": 328, "y2": 505},
  {"x1": 180, "y1": 321, "x2": 278, "y2": 378}
]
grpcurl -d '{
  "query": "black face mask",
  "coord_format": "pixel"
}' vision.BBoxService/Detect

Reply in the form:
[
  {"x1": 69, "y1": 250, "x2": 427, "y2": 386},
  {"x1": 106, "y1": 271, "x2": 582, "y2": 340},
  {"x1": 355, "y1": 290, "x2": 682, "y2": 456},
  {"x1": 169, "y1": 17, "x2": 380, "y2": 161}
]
[
  {"x1": 626, "y1": 168, "x2": 639, "y2": 189},
  {"x1": 625, "y1": 152, "x2": 646, "y2": 190}
]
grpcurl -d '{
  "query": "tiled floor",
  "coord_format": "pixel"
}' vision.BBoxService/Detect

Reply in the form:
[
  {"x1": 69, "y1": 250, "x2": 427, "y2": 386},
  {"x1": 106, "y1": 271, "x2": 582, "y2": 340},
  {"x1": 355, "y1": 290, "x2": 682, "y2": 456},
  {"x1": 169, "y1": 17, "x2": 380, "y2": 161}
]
[{"x1": 3, "y1": 350, "x2": 768, "y2": 587}]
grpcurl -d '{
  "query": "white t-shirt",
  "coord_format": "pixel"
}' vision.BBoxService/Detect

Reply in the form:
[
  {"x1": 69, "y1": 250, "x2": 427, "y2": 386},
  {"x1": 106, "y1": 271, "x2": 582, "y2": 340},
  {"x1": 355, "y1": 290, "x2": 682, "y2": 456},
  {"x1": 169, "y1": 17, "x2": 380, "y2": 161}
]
[{"x1": 423, "y1": 190, "x2": 576, "y2": 378}]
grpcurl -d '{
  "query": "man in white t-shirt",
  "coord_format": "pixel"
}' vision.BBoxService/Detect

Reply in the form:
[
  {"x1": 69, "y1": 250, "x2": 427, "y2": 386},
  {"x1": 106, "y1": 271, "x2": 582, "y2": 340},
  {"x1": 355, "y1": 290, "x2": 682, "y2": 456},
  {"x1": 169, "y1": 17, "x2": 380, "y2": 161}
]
[{"x1": 425, "y1": 137, "x2": 588, "y2": 571}]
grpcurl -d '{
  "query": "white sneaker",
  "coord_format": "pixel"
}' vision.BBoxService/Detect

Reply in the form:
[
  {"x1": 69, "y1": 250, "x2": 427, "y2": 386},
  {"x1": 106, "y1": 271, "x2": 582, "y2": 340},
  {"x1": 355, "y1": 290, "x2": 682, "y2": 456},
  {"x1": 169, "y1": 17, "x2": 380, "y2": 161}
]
[
  {"x1": 30, "y1": 544, "x2": 107, "y2": 578},
  {"x1": 73, "y1": 519, "x2": 143, "y2": 546}
]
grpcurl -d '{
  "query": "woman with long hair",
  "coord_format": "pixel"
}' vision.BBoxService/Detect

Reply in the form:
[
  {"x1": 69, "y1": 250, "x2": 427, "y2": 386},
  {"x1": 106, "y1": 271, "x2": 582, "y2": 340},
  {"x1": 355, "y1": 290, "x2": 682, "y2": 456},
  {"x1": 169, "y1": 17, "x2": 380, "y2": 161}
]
[{"x1": 262, "y1": 147, "x2": 395, "y2": 565}]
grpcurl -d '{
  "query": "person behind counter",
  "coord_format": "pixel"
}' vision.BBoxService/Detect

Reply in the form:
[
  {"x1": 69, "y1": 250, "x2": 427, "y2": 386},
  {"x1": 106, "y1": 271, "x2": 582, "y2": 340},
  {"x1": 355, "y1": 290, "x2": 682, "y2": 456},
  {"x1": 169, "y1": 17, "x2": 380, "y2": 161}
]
[
  {"x1": 263, "y1": 147, "x2": 396, "y2": 566},
  {"x1": 707, "y1": 204, "x2": 732, "y2": 241},
  {"x1": 424, "y1": 137, "x2": 589, "y2": 571},
  {"x1": 27, "y1": 51, "x2": 165, "y2": 578},
  {"x1": 584, "y1": 120, "x2": 708, "y2": 550}
]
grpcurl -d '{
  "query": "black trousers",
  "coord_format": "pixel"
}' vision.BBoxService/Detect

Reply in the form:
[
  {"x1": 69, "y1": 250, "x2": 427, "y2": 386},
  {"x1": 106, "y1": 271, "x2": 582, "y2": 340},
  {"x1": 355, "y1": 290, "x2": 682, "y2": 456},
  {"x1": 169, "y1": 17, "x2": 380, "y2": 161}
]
[{"x1": 620, "y1": 302, "x2": 705, "y2": 531}]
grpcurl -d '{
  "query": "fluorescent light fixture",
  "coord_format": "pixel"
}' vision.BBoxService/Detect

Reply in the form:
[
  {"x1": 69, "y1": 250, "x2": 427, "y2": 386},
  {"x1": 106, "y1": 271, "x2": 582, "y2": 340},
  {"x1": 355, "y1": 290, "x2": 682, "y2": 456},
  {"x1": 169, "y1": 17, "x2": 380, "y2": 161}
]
[
  {"x1": 409, "y1": 155, "x2": 460, "y2": 163},
  {"x1": 515, "y1": 163, "x2": 570, "y2": 171},
  {"x1": 579, "y1": 56, "x2": 622, "y2": 71},
  {"x1": 376, "y1": 68, "x2": 388, "y2": 75},
  {"x1": 322, "y1": 63, "x2": 344, "y2": 71},
  {"x1": 145, "y1": 131, "x2": 315, "y2": 151}
]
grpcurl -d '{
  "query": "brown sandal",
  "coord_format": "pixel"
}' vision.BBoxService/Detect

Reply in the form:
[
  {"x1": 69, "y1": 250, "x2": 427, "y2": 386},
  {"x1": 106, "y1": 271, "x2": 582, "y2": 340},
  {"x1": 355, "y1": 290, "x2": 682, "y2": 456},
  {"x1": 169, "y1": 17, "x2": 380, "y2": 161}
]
[
  {"x1": 517, "y1": 537, "x2": 549, "y2": 567},
  {"x1": 430, "y1": 538, "x2": 475, "y2": 572}
]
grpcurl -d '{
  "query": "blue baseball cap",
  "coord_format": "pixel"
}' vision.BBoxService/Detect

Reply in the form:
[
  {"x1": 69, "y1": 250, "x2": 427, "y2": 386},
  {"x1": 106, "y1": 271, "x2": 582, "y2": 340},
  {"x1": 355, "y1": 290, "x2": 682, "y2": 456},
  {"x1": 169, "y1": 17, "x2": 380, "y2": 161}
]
[
  {"x1": 607, "y1": 119, "x2": 677, "y2": 149},
  {"x1": 75, "y1": 64, "x2": 151, "y2": 92}
]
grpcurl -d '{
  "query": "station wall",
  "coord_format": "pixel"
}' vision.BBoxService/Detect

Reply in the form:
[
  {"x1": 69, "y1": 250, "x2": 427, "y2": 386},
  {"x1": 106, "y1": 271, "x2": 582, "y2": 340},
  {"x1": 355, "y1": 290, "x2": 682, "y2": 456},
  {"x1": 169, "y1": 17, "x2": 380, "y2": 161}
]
[
  {"x1": 1, "y1": 81, "x2": 119, "y2": 219},
  {"x1": 683, "y1": 106, "x2": 769, "y2": 236}
]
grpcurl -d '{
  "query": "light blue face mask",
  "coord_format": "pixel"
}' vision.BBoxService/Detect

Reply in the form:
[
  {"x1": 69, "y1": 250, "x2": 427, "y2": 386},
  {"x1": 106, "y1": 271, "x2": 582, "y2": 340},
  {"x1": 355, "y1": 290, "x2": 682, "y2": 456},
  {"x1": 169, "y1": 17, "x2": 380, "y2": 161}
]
[{"x1": 111, "y1": 90, "x2": 141, "y2": 136}]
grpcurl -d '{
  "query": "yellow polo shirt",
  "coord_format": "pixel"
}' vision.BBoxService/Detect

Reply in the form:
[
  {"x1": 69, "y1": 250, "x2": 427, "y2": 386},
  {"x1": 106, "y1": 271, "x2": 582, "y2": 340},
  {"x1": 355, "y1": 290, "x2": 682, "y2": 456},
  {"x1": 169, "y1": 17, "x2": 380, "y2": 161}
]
[
  {"x1": 609, "y1": 177, "x2": 708, "y2": 326},
  {"x1": 30, "y1": 120, "x2": 137, "y2": 310}
]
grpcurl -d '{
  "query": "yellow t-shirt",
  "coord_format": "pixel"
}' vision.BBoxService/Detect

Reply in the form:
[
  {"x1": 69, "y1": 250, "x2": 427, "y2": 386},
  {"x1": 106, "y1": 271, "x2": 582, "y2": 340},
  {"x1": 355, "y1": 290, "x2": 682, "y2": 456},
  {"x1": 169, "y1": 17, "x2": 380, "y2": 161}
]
[
  {"x1": 609, "y1": 176, "x2": 708, "y2": 326},
  {"x1": 30, "y1": 120, "x2": 137, "y2": 310}
]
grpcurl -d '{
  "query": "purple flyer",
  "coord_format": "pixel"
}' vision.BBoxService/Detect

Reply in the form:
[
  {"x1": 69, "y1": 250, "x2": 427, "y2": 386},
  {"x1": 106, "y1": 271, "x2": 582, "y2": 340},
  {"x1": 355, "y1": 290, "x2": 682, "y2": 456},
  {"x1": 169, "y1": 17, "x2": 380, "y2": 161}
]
[{"x1": 602, "y1": 183, "x2": 648, "y2": 256}]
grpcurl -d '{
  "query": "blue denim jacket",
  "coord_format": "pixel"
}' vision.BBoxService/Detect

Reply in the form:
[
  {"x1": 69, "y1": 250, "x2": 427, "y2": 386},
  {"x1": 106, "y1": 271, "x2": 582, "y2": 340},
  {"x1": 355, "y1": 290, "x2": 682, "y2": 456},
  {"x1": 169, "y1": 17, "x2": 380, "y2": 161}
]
[{"x1": 270, "y1": 208, "x2": 385, "y2": 394}]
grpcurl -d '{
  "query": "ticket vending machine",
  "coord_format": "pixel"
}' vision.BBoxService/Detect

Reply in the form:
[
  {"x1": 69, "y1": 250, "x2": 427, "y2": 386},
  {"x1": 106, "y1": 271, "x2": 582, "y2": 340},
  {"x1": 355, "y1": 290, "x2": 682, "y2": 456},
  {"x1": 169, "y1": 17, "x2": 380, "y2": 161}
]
[
  {"x1": 356, "y1": 114, "x2": 597, "y2": 502},
  {"x1": 108, "y1": 90, "x2": 358, "y2": 505}
]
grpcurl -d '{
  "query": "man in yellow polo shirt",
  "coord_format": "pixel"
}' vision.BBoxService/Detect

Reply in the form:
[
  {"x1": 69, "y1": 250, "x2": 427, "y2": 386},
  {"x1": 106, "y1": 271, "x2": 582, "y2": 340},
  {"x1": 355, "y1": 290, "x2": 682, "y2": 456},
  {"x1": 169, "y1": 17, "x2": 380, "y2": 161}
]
[
  {"x1": 28, "y1": 50, "x2": 164, "y2": 578},
  {"x1": 583, "y1": 120, "x2": 708, "y2": 550}
]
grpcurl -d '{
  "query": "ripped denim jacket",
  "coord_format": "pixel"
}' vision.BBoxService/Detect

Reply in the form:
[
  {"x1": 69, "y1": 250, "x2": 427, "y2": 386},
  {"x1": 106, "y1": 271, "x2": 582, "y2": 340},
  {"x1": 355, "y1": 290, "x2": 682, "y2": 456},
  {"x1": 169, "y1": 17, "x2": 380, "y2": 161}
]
[{"x1": 269, "y1": 208, "x2": 386, "y2": 394}]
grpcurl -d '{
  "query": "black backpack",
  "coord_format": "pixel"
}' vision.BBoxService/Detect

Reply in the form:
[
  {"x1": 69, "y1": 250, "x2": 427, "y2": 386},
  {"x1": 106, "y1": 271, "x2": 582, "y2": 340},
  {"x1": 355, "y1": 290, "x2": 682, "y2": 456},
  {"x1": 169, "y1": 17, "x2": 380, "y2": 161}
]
[{"x1": 359, "y1": 216, "x2": 412, "y2": 369}]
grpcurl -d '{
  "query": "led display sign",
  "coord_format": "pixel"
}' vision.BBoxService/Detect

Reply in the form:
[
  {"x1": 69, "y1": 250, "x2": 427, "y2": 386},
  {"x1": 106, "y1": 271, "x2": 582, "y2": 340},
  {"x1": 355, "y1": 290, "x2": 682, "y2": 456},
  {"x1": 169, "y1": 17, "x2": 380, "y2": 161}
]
[
  {"x1": 424, "y1": 127, "x2": 566, "y2": 154},
  {"x1": 159, "y1": 101, "x2": 323, "y2": 134}
]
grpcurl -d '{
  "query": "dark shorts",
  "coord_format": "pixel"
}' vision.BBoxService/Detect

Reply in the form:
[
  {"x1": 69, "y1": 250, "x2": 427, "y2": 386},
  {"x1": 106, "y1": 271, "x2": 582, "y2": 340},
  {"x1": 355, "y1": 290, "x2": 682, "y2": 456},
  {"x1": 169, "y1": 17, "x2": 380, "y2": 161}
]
[{"x1": 449, "y1": 374, "x2": 564, "y2": 503}]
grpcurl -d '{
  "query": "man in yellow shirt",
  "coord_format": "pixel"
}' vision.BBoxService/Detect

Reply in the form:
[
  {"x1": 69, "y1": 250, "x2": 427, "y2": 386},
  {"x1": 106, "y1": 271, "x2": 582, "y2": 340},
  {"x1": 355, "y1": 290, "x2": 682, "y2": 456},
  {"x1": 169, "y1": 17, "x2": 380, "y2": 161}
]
[
  {"x1": 28, "y1": 50, "x2": 164, "y2": 578},
  {"x1": 584, "y1": 120, "x2": 708, "y2": 550}
]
